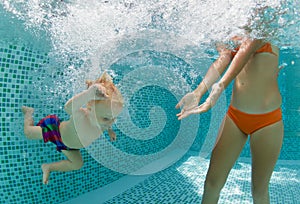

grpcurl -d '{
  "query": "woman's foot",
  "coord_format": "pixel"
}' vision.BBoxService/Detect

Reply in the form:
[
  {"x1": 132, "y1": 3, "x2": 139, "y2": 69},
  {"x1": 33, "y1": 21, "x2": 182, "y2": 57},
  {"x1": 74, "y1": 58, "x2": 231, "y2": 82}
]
[
  {"x1": 22, "y1": 106, "x2": 34, "y2": 125},
  {"x1": 41, "y1": 164, "x2": 50, "y2": 185}
]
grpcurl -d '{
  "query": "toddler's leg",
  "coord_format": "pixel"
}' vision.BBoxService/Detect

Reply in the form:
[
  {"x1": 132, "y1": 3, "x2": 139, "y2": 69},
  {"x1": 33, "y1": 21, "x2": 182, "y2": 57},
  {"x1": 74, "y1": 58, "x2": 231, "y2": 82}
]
[
  {"x1": 41, "y1": 150, "x2": 83, "y2": 185},
  {"x1": 21, "y1": 106, "x2": 43, "y2": 139}
]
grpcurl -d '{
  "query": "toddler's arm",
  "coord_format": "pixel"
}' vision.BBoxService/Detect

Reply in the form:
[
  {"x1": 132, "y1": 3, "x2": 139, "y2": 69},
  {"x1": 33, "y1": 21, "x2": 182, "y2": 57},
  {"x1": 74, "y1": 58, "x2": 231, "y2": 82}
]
[{"x1": 64, "y1": 84, "x2": 107, "y2": 115}]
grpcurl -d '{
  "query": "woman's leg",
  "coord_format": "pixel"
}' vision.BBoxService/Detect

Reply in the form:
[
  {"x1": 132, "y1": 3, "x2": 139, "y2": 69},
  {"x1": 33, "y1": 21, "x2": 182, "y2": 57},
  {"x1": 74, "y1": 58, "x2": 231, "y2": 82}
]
[
  {"x1": 41, "y1": 150, "x2": 83, "y2": 184},
  {"x1": 202, "y1": 115, "x2": 248, "y2": 204},
  {"x1": 250, "y1": 120, "x2": 283, "y2": 204},
  {"x1": 22, "y1": 106, "x2": 43, "y2": 139}
]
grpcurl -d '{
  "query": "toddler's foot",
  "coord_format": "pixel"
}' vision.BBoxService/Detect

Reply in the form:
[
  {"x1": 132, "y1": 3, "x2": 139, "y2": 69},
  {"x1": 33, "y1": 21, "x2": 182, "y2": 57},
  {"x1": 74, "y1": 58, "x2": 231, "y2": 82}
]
[
  {"x1": 22, "y1": 106, "x2": 34, "y2": 115},
  {"x1": 41, "y1": 164, "x2": 50, "y2": 185},
  {"x1": 22, "y1": 106, "x2": 34, "y2": 125}
]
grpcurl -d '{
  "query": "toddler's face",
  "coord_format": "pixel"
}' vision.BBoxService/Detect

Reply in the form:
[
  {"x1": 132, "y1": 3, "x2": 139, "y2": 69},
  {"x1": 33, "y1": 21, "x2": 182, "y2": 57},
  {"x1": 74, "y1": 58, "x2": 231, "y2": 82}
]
[{"x1": 93, "y1": 99, "x2": 123, "y2": 129}]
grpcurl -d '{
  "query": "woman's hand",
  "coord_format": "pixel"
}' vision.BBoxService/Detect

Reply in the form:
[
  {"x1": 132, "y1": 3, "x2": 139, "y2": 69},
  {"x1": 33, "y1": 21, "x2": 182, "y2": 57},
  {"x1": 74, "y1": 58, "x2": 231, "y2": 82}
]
[
  {"x1": 88, "y1": 84, "x2": 108, "y2": 100},
  {"x1": 176, "y1": 101, "x2": 211, "y2": 120},
  {"x1": 176, "y1": 82, "x2": 223, "y2": 120},
  {"x1": 175, "y1": 92, "x2": 201, "y2": 120}
]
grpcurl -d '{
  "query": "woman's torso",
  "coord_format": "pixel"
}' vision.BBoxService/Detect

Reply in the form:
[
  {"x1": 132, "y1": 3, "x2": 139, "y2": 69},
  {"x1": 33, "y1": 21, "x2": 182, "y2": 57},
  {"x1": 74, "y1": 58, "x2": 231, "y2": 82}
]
[{"x1": 230, "y1": 42, "x2": 282, "y2": 114}]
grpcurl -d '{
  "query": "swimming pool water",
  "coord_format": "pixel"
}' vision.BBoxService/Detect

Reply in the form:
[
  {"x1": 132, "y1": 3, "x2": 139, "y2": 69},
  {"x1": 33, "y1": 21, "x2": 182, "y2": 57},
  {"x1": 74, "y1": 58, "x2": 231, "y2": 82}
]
[
  {"x1": 1, "y1": 31, "x2": 299, "y2": 204},
  {"x1": 1, "y1": 1, "x2": 300, "y2": 204}
]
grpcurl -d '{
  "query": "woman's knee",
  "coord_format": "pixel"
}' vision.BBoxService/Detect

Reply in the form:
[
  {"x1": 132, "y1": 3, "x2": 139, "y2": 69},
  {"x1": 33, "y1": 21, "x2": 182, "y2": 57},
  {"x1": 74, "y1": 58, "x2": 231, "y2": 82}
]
[{"x1": 204, "y1": 174, "x2": 225, "y2": 193}]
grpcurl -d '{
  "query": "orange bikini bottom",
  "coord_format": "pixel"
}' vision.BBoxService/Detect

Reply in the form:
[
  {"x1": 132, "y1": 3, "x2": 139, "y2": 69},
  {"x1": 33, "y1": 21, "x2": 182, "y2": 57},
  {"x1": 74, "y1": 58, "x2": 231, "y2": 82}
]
[{"x1": 227, "y1": 105, "x2": 282, "y2": 135}]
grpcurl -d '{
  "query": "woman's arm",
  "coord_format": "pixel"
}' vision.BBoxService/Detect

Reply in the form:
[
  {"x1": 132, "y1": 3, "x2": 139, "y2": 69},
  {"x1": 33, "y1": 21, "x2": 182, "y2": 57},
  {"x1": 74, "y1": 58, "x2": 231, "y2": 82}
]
[
  {"x1": 176, "y1": 44, "x2": 232, "y2": 119},
  {"x1": 193, "y1": 45, "x2": 233, "y2": 98},
  {"x1": 205, "y1": 38, "x2": 265, "y2": 106},
  {"x1": 176, "y1": 38, "x2": 265, "y2": 120},
  {"x1": 218, "y1": 38, "x2": 264, "y2": 88}
]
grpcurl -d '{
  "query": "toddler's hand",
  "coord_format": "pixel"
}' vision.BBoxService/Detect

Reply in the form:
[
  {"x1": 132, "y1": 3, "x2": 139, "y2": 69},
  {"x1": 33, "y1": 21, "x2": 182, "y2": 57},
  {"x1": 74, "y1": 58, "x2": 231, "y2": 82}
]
[
  {"x1": 108, "y1": 128, "x2": 116, "y2": 141},
  {"x1": 89, "y1": 84, "x2": 108, "y2": 100}
]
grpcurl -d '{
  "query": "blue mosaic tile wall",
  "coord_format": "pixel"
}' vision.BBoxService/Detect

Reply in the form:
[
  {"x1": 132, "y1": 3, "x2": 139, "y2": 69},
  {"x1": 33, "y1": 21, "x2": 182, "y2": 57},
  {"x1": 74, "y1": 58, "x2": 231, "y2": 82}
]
[{"x1": 0, "y1": 40, "x2": 299, "y2": 204}]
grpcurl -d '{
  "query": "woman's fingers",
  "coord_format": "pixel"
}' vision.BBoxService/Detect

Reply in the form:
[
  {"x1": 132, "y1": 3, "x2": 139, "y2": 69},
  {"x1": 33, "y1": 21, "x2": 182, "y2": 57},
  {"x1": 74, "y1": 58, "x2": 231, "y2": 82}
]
[{"x1": 175, "y1": 99, "x2": 184, "y2": 109}]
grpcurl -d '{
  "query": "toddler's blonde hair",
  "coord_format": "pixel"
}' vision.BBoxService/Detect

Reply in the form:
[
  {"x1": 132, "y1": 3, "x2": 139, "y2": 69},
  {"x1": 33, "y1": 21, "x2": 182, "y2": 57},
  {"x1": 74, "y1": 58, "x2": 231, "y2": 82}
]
[{"x1": 86, "y1": 72, "x2": 123, "y2": 105}]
